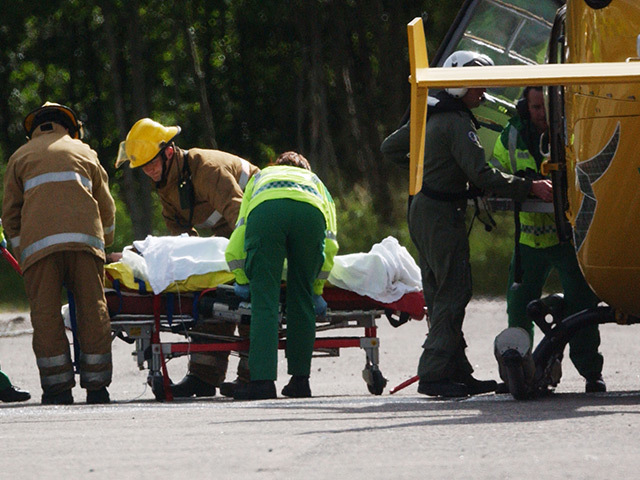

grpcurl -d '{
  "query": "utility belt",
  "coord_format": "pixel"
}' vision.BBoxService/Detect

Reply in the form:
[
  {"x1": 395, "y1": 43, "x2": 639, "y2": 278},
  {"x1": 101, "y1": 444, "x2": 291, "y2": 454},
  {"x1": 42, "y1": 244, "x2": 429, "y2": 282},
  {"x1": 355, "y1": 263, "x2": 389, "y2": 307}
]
[
  {"x1": 420, "y1": 184, "x2": 480, "y2": 202},
  {"x1": 420, "y1": 183, "x2": 495, "y2": 233}
]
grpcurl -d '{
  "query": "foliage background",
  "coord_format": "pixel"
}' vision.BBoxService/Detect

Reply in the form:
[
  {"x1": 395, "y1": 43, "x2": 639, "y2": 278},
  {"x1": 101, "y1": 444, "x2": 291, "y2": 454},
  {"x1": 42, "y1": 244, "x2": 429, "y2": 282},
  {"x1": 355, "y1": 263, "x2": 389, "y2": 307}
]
[{"x1": 0, "y1": 0, "x2": 531, "y2": 307}]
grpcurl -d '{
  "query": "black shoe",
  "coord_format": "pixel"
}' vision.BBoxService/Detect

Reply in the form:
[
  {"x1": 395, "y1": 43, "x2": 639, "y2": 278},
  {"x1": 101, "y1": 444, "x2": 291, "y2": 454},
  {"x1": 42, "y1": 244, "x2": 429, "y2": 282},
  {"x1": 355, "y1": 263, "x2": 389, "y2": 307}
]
[
  {"x1": 417, "y1": 379, "x2": 469, "y2": 398},
  {"x1": 281, "y1": 375, "x2": 311, "y2": 398},
  {"x1": 42, "y1": 389, "x2": 74, "y2": 405},
  {"x1": 233, "y1": 380, "x2": 277, "y2": 400},
  {"x1": 0, "y1": 385, "x2": 31, "y2": 403},
  {"x1": 219, "y1": 378, "x2": 248, "y2": 398},
  {"x1": 585, "y1": 375, "x2": 606, "y2": 393},
  {"x1": 455, "y1": 375, "x2": 498, "y2": 395},
  {"x1": 495, "y1": 382, "x2": 510, "y2": 394},
  {"x1": 86, "y1": 387, "x2": 110, "y2": 404},
  {"x1": 171, "y1": 375, "x2": 216, "y2": 398}
]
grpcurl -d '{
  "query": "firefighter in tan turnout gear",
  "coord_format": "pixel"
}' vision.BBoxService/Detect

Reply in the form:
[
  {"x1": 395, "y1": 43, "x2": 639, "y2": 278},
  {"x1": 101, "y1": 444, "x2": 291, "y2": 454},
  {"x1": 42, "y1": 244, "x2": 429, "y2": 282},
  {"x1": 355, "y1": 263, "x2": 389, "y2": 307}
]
[
  {"x1": 116, "y1": 118, "x2": 259, "y2": 398},
  {"x1": 2, "y1": 102, "x2": 116, "y2": 405}
]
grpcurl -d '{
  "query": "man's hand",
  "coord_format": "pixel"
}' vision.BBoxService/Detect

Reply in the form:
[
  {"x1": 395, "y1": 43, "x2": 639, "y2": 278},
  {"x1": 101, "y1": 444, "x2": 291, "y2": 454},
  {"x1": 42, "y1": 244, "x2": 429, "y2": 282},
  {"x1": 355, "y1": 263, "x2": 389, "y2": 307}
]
[
  {"x1": 531, "y1": 179, "x2": 553, "y2": 202},
  {"x1": 234, "y1": 283, "x2": 250, "y2": 300},
  {"x1": 106, "y1": 252, "x2": 123, "y2": 263},
  {"x1": 313, "y1": 295, "x2": 327, "y2": 317}
]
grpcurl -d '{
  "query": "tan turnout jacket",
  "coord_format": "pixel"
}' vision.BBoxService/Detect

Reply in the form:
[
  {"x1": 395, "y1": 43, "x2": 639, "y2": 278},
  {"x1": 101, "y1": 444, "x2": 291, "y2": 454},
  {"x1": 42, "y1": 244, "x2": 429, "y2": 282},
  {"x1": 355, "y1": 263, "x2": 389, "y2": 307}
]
[
  {"x1": 157, "y1": 147, "x2": 259, "y2": 238},
  {"x1": 2, "y1": 123, "x2": 116, "y2": 271}
]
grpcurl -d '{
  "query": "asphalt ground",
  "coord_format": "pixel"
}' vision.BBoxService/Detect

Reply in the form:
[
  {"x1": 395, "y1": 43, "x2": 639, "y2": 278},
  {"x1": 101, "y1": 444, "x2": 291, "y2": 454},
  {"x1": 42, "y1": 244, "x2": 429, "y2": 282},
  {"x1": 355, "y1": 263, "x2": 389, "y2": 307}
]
[{"x1": 2, "y1": 299, "x2": 640, "y2": 479}]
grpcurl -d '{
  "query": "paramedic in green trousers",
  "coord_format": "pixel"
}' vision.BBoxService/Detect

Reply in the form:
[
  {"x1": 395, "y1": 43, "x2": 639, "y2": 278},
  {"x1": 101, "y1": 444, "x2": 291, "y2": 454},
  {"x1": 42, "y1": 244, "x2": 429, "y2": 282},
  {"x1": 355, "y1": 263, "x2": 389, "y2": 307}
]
[
  {"x1": 225, "y1": 151, "x2": 338, "y2": 400},
  {"x1": 491, "y1": 86, "x2": 605, "y2": 392},
  {"x1": 382, "y1": 51, "x2": 553, "y2": 398}
]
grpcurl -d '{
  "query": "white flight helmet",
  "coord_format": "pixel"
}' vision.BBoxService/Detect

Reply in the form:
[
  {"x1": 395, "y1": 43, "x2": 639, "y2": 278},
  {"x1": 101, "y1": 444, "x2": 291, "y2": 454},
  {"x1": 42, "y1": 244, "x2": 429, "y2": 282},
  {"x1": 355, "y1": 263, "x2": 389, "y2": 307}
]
[{"x1": 442, "y1": 50, "x2": 494, "y2": 98}]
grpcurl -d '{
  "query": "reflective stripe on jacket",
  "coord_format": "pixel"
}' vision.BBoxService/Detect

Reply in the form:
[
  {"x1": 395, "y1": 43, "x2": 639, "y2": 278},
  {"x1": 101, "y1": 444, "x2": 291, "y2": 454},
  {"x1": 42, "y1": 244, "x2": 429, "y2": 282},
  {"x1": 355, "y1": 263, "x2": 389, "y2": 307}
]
[
  {"x1": 491, "y1": 118, "x2": 558, "y2": 249},
  {"x1": 225, "y1": 165, "x2": 339, "y2": 295}
]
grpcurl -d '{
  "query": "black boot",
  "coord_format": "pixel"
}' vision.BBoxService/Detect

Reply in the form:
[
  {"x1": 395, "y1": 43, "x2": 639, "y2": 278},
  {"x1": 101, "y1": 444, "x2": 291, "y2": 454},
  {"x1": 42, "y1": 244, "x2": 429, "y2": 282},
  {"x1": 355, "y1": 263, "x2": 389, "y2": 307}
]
[
  {"x1": 86, "y1": 387, "x2": 111, "y2": 404},
  {"x1": 219, "y1": 378, "x2": 248, "y2": 398},
  {"x1": 417, "y1": 379, "x2": 469, "y2": 398},
  {"x1": 42, "y1": 389, "x2": 74, "y2": 405},
  {"x1": 171, "y1": 375, "x2": 216, "y2": 398},
  {"x1": 585, "y1": 374, "x2": 606, "y2": 393},
  {"x1": 233, "y1": 380, "x2": 277, "y2": 400},
  {"x1": 0, "y1": 385, "x2": 31, "y2": 403},
  {"x1": 281, "y1": 375, "x2": 311, "y2": 398},
  {"x1": 455, "y1": 375, "x2": 497, "y2": 395}
]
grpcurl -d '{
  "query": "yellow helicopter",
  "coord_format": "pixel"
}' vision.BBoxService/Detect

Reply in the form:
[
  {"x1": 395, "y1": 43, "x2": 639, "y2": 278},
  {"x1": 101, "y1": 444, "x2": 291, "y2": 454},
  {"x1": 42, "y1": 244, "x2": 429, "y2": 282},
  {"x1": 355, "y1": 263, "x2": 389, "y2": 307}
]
[{"x1": 406, "y1": 0, "x2": 640, "y2": 397}]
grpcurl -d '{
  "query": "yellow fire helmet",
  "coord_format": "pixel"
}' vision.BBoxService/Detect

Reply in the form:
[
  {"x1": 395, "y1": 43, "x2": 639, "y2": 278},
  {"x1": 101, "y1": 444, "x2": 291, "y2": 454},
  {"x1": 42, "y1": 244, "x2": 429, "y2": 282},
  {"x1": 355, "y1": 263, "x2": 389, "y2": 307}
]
[
  {"x1": 23, "y1": 102, "x2": 84, "y2": 139},
  {"x1": 116, "y1": 118, "x2": 181, "y2": 168}
]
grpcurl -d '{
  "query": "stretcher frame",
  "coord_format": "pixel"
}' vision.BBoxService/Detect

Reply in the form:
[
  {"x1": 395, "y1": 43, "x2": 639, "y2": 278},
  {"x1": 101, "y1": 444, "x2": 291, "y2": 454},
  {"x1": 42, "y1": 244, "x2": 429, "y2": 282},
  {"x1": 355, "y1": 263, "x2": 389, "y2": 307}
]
[{"x1": 108, "y1": 284, "x2": 423, "y2": 401}]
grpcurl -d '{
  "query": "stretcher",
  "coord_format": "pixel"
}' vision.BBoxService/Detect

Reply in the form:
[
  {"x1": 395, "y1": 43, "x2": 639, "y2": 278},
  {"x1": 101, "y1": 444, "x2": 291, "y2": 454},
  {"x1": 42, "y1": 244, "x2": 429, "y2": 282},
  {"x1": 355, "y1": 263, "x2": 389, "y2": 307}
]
[{"x1": 106, "y1": 280, "x2": 425, "y2": 401}]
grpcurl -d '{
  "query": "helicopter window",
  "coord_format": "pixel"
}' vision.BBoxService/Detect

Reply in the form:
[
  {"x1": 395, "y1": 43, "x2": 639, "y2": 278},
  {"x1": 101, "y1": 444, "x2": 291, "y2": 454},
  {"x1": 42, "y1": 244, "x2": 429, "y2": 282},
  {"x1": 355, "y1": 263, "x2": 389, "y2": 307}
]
[
  {"x1": 445, "y1": 0, "x2": 561, "y2": 105},
  {"x1": 437, "y1": 0, "x2": 562, "y2": 158}
]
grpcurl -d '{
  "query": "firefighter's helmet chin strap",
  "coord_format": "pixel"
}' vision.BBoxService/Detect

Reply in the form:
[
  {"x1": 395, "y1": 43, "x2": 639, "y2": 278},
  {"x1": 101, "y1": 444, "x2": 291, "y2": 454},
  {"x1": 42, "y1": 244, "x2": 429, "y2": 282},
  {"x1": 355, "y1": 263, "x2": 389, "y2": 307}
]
[{"x1": 155, "y1": 144, "x2": 173, "y2": 187}]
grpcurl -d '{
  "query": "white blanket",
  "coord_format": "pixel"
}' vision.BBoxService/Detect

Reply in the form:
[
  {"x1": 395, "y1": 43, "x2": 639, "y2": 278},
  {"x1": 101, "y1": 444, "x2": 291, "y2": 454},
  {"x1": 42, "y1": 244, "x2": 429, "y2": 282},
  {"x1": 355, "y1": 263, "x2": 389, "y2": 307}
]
[
  {"x1": 122, "y1": 234, "x2": 421, "y2": 302},
  {"x1": 327, "y1": 236, "x2": 421, "y2": 303},
  {"x1": 129, "y1": 234, "x2": 230, "y2": 294}
]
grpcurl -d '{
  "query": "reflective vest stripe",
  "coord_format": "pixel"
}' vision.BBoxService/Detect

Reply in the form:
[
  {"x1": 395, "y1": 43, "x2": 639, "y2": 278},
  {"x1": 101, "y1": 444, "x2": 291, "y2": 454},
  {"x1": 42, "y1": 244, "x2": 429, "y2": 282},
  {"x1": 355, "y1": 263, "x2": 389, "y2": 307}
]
[
  {"x1": 252, "y1": 181, "x2": 323, "y2": 200},
  {"x1": 507, "y1": 126, "x2": 519, "y2": 174},
  {"x1": 21, "y1": 233, "x2": 105, "y2": 263},
  {"x1": 326, "y1": 230, "x2": 337, "y2": 241},
  {"x1": 37, "y1": 353, "x2": 71, "y2": 369},
  {"x1": 103, "y1": 223, "x2": 115, "y2": 235},
  {"x1": 10, "y1": 236, "x2": 20, "y2": 249},
  {"x1": 316, "y1": 271, "x2": 329, "y2": 280},
  {"x1": 24, "y1": 171, "x2": 92, "y2": 193},
  {"x1": 521, "y1": 224, "x2": 557, "y2": 235},
  {"x1": 228, "y1": 259, "x2": 245, "y2": 271},
  {"x1": 41, "y1": 370, "x2": 74, "y2": 387}
]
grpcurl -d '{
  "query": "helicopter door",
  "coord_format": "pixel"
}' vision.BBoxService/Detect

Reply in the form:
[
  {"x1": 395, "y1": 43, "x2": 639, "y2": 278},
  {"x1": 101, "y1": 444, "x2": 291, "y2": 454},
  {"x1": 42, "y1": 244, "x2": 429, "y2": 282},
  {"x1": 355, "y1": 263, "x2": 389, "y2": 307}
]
[{"x1": 546, "y1": 5, "x2": 573, "y2": 242}]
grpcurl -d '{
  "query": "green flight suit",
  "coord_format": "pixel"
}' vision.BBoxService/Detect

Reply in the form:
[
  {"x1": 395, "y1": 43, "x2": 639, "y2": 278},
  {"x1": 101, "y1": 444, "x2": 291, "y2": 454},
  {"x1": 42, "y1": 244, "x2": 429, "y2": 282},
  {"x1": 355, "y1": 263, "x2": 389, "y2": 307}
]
[
  {"x1": 384, "y1": 92, "x2": 532, "y2": 382},
  {"x1": 492, "y1": 115, "x2": 603, "y2": 379}
]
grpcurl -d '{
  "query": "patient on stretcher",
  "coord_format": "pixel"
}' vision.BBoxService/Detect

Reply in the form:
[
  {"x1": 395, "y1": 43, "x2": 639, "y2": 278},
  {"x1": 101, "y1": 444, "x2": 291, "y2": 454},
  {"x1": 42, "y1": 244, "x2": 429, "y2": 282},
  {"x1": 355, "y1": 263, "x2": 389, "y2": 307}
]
[{"x1": 105, "y1": 234, "x2": 423, "y2": 306}]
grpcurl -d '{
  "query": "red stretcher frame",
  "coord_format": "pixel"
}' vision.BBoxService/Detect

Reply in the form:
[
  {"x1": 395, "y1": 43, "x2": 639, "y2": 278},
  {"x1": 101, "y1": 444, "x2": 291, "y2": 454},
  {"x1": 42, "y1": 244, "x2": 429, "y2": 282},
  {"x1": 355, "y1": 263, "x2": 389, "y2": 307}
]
[{"x1": 106, "y1": 284, "x2": 425, "y2": 401}]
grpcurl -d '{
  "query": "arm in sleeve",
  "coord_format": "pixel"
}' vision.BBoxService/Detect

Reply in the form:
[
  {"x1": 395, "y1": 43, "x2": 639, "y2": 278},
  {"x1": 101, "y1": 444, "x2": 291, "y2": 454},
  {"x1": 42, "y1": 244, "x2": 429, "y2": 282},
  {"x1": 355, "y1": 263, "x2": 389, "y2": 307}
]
[
  {"x1": 199, "y1": 162, "x2": 245, "y2": 229},
  {"x1": 490, "y1": 128, "x2": 513, "y2": 172},
  {"x1": 380, "y1": 121, "x2": 410, "y2": 168},
  {"x1": 450, "y1": 118, "x2": 531, "y2": 201},
  {"x1": 224, "y1": 176, "x2": 256, "y2": 285},
  {"x1": 1, "y1": 159, "x2": 24, "y2": 257},
  {"x1": 92, "y1": 160, "x2": 116, "y2": 247},
  {"x1": 313, "y1": 183, "x2": 339, "y2": 295}
]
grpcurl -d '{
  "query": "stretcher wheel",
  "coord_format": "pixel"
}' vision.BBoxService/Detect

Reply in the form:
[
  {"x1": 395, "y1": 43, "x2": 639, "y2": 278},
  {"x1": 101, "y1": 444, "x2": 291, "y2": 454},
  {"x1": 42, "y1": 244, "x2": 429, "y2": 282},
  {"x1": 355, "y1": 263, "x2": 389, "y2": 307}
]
[
  {"x1": 151, "y1": 374, "x2": 168, "y2": 401},
  {"x1": 503, "y1": 351, "x2": 528, "y2": 401},
  {"x1": 363, "y1": 365, "x2": 387, "y2": 395}
]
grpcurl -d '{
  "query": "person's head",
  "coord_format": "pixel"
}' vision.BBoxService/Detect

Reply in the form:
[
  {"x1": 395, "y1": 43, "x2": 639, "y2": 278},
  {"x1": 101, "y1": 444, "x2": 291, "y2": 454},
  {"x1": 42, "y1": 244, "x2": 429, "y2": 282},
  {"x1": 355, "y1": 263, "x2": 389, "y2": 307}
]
[
  {"x1": 275, "y1": 151, "x2": 311, "y2": 171},
  {"x1": 522, "y1": 86, "x2": 547, "y2": 134},
  {"x1": 115, "y1": 118, "x2": 180, "y2": 182},
  {"x1": 442, "y1": 50, "x2": 494, "y2": 109},
  {"x1": 23, "y1": 102, "x2": 83, "y2": 140}
]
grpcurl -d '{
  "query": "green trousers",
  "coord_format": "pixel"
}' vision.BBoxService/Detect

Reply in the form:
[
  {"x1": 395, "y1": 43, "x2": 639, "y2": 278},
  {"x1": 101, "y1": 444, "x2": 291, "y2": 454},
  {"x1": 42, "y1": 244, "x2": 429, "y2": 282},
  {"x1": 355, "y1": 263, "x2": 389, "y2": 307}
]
[
  {"x1": 244, "y1": 199, "x2": 326, "y2": 381},
  {"x1": 507, "y1": 242, "x2": 603, "y2": 379},
  {"x1": 409, "y1": 193, "x2": 474, "y2": 382},
  {"x1": 0, "y1": 368, "x2": 11, "y2": 390}
]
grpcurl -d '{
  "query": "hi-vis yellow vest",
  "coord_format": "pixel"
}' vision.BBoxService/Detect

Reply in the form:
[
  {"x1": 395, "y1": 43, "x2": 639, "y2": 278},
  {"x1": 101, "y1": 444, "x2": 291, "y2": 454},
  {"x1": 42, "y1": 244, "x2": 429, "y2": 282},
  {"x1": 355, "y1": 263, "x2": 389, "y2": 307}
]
[
  {"x1": 225, "y1": 165, "x2": 339, "y2": 294},
  {"x1": 491, "y1": 121, "x2": 558, "y2": 249}
]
